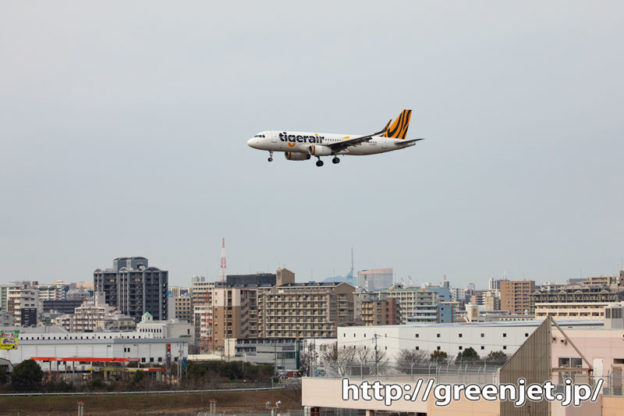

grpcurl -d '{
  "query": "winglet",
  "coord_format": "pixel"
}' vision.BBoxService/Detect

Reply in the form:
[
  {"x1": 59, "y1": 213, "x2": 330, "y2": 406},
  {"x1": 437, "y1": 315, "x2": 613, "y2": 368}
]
[{"x1": 382, "y1": 109, "x2": 412, "y2": 139}]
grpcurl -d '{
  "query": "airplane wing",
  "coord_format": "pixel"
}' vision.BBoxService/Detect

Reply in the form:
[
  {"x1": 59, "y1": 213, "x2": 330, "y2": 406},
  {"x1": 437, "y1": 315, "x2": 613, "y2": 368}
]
[{"x1": 323, "y1": 120, "x2": 392, "y2": 152}]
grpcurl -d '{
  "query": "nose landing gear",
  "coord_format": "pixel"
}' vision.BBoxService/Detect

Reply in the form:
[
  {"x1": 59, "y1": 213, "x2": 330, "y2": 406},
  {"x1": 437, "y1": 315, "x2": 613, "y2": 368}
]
[{"x1": 268, "y1": 151, "x2": 273, "y2": 162}]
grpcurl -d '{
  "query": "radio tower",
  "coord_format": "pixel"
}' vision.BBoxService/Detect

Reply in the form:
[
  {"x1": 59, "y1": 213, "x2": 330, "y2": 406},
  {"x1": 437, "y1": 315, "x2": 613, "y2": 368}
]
[{"x1": 219, "y1": 237, "x2": 227, "y2": 282}]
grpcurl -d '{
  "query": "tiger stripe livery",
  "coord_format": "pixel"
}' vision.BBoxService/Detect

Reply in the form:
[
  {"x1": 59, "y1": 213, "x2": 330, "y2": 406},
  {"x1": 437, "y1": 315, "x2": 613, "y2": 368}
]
[{"x1": 382, "y1": 109, "x2": 412, "y2": 139}]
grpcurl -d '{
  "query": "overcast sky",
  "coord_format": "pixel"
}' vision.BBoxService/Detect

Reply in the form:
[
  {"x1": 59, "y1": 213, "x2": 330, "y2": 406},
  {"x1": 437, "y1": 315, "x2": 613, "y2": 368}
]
[{"x1": 1, "y1": 1, "x2": 623, "y2": 288}]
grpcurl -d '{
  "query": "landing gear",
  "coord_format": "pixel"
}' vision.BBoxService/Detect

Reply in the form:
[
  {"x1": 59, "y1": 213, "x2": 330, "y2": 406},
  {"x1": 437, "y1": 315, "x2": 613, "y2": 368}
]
[
  {"x1": 268, "y1": 151, "x2": 273, "y2": 162},
  {"x1": 316, "y1": 159, "x2": 324, "y2": 167},
  {"x1": 332, "y1": 156, "x2": 340, "y2": 164}
]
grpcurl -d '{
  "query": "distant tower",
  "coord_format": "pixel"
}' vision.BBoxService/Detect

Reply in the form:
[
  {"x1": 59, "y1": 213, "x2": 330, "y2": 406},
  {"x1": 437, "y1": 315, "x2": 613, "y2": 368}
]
[{"x1": 219, "y1": 238, "x2": 227, "y2": 282}]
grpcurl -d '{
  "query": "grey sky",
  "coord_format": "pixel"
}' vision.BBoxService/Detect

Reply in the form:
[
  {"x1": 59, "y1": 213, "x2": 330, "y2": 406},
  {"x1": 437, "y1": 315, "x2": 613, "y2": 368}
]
[{"x1": 1, "y1": 1, "x2": 623, "y2": 288}]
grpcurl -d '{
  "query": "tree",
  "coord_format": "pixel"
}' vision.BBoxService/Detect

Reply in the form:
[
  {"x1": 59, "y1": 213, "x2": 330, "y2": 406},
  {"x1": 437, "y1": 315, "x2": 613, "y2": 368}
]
[
  {"x1": 430, "y1": 350, "x2": 448, "y2": 364},
  {"x1": 455, "y1": 347, "x2": 480, "y2": 364},
  {"x1": 485, "y1": 350, "x2": 507, "y2": 364},
  {"x1": 396, "y1": 349, "x2": 428, "y2": 373},
  {"x1": 11, "y1": 359, "x2": 43, "y2": 392},
  {"x1": 322, "y1": 343, "x2": 356, "y2": 376}
]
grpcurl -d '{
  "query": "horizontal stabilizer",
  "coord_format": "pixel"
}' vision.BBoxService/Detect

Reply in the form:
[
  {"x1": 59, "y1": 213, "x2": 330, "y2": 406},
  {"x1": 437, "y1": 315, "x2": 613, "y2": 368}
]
[{"x1": 394, "y1": 138, "x2": 424, "y2": 145}]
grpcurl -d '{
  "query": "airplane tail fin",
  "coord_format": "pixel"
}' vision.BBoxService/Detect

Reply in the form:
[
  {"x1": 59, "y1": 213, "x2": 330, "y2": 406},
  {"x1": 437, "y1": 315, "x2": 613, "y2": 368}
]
[{"x1": 382, "y1": 109, "x2": 412, "y2": 139}]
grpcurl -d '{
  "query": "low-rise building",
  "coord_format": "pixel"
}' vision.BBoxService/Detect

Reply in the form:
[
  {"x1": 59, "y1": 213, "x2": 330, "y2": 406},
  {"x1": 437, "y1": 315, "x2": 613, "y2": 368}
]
[
  {"x1": 0, "y1": 326, "x2": 189, "y2": 372},
  {"x1": 223, "y1": 337, "x2": 299, "y2": 370},
  {"x1": 136, "y1": 312, "x2": 194, "y2": 344}
]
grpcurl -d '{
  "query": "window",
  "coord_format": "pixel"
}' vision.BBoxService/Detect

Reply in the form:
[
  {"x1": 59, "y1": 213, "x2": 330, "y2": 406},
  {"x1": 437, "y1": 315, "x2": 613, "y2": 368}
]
[
  {"x1": 437, "y1": 346, "x2": 441, "y2": 350},
  {"x1": 415, "y1": 346, "x2": 419, "y2": 350},
  {"x1": 458, "y1": 334, "x2": 463, "y2": 338},
  {"x1": 503, "y1": 333, "x2": 507, "y2": 338},
  {"x1": 503, "y1": 346, "x2": 507, "y2": 350},
  {"x1": 459, "y1": 346, "x2": 463, "y2": 350},
  {"x1": 480, "y1": 333, "x2": 484, "y2": 337},
  {"x1": 481, "y1": 346, "x2": 485, "y2": 350},
  {"x1": 558, "y1": 358, "x2": 582, "y2": 368},
  {"x1": 436, "y1": 334, "x2": 440, "y2": 338}
]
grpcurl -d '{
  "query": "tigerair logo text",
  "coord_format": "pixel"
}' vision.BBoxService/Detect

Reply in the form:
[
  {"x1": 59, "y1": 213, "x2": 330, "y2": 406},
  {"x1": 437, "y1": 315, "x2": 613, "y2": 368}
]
[{"x1": 279, "y1": 132, "x2": 325, "y2": 146}]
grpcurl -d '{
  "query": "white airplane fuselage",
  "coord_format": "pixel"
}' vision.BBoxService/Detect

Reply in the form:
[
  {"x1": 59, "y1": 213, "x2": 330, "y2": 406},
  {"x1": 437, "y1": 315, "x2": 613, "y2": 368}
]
[{"x1": 247, "y1": 130, "x2": 416, "y2": 156}]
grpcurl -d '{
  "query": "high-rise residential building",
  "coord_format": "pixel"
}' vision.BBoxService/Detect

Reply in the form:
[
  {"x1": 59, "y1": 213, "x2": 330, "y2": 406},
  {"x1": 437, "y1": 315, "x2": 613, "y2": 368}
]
[
  {"x1": 36, "y1": 284, "x2": 68, "y2": 301},
  {"x1": 357, "y1": 268, "x2": 393, "y2": 291},
  {"x1": 0, "y1": 285, "x2": 10, "y2": 312},
  {"x1": 500, "y1": 280, "x2": 535, "y2": 315},
  {"x1": 488, "y1": 278, "x2": 508, "y2": 291},
  {"x1": 211, "y1": 287, "x2": 259, "y2": 350},
  {"x1": 257, "y1": 281, "x2": 355, "y2": 338},
  {"x1": 193, "y1": 303, "x2": 212, "y2": 351},
  {"x1": 377, "y1": 284, "x2": 451, "y2": 324},
  {"x1": 93, "y1": 257, "x2": 168, "y2": 321},
  {"x1": 174, "y1": 295, "x2": 193, "y2": 323},
  {"x1": 7, "y1": 285, "x2": 39, "y2": 327},
  {"x1": 361, "y1": 298, "x2": 401, "y2": 326},
  {"x1": 484, "y1": 290, "x2": 501, "y2": 310},
  {"x1": 191, "y1": 277, "x2": 215, "y2": 307}
]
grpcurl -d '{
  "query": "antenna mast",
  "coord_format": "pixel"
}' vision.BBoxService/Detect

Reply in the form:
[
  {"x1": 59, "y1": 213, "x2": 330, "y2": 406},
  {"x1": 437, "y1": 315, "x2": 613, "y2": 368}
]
[{"x1": 219, "y1": 238, "x2": 227, "y2": 282}]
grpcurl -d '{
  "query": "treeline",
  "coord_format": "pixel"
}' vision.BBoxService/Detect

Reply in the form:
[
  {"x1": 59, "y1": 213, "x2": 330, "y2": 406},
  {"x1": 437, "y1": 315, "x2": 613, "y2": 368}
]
[
  {"x1": 184, "y1": 361, "x2": 274, "y2": 387},
  {"x1": 0, "y1": 359, "x2": 275, "y2": 393}
]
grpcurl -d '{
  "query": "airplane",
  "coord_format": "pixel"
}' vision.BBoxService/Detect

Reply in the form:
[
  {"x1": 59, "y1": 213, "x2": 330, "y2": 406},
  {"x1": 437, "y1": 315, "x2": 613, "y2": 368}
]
[{"x1": 247, "y1": 109, "x2": 424, "y2": 167}]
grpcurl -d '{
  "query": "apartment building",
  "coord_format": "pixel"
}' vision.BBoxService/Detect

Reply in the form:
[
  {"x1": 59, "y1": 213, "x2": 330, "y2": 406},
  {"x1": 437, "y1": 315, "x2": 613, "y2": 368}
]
[
  {"x1": 257, "y1": 281, "x2": 355, "y2": 339},
  {"x1": 361, "y1": 297, "x2": 401, "y2": 326},
  {"x1": 500, "y1": 280, "x2": 535, "y2": 315},
  {"x1": 193, "y1": 303, "x2": 213, "y2": 351},
  {"x1": 531, "y1": 283, "x2": 624, "y2": 312},
  {"x1": 57, "y1": 292, "x2": 135, "y2": 332},
  {"x1": 174, "y1": 295, "x2": 193, "y2": 323},
  {"x1": 94, "y1": 257, "x2": 168, "y2": 321},
  {"x1": 483, "y1": 290, "x2": 501, "y2": 310},
  {"x1": 376, "y1": 284, "x2": 451, "y2": 324},
  {"x1": 7, "y1": 286, "x2": 39, "y2": 327},
  {"x1": 36, "y1": 284, "x2": 68, "y2": 301},
  {"x1": 211, "y1": 287, "x2": 259, "y2": 350}
]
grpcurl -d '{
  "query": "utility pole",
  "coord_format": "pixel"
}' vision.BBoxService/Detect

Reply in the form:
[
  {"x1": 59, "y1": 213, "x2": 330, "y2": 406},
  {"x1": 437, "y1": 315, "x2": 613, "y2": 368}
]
[{"x1": 373, "y1": 333, "x2": 378, "y2": 375}]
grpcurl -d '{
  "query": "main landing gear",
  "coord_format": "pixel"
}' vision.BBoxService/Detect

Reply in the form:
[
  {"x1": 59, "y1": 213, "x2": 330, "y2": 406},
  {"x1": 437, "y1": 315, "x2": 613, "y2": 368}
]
[
  {"x1": 316, "y1": 159, "x2": 324, "y2": 167},
  {"x1": 268, "y1": 151, "x2": 273, "y2": 162},
  {"x1": 332, "y1": 156, "x2": 340, "y2": 164}
]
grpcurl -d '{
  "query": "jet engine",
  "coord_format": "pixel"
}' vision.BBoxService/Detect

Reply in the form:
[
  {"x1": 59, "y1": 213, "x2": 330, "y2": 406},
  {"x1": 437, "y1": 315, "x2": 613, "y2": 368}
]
[
  {"x1": 284, "y1": 152, "x2": 311, "y2": 161},
  {"x1": 308, "y1": 145, "x2": 333, "y2": 156}
]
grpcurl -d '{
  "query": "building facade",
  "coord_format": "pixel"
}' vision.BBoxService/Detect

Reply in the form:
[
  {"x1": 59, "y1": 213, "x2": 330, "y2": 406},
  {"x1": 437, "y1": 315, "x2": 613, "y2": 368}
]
[
  {"x1": 500, "y1": 280, "x2": 535, "y2": 315},
  {"x1": 361, "y1": 298, "x2": 401, "y2": 326},
  {"x1": 357, "y1": 269, "x2": 393, "y2": 291},
  {"x1": 94, "y1": 257, "x2": 168, "y2": 321},
  {"x1": 257, "y1": 282, "x2": 355, "y2": 338}
]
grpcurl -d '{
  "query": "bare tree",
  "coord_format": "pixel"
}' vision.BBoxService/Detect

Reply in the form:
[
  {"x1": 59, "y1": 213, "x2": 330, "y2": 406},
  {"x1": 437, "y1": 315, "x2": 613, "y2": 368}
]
[
  {"x1": 396, "y1": 349, "x2": 428, "y2": 374},
  {"x1": 321, "y1": 342, "x2": 356, "y2": 377}
]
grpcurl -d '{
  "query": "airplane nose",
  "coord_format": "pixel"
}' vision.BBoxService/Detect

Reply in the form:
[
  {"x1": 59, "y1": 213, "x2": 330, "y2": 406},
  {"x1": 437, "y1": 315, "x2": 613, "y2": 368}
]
[{"x1": 248, "y1": 138, "x2": 260, "y2": 148}]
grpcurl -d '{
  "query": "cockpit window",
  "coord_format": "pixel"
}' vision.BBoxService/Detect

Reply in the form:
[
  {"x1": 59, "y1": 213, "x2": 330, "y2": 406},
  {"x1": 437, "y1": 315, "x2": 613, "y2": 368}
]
[{"x1": 254, "y1": 134, "x2": 266, "y2": 138}]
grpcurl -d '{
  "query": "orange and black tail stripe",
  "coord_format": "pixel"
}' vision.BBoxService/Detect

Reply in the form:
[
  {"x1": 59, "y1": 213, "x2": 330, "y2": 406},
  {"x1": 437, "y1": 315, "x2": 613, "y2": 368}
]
[{"x1": 382, "y1": 109, "x2": 412, "y2": 139}]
